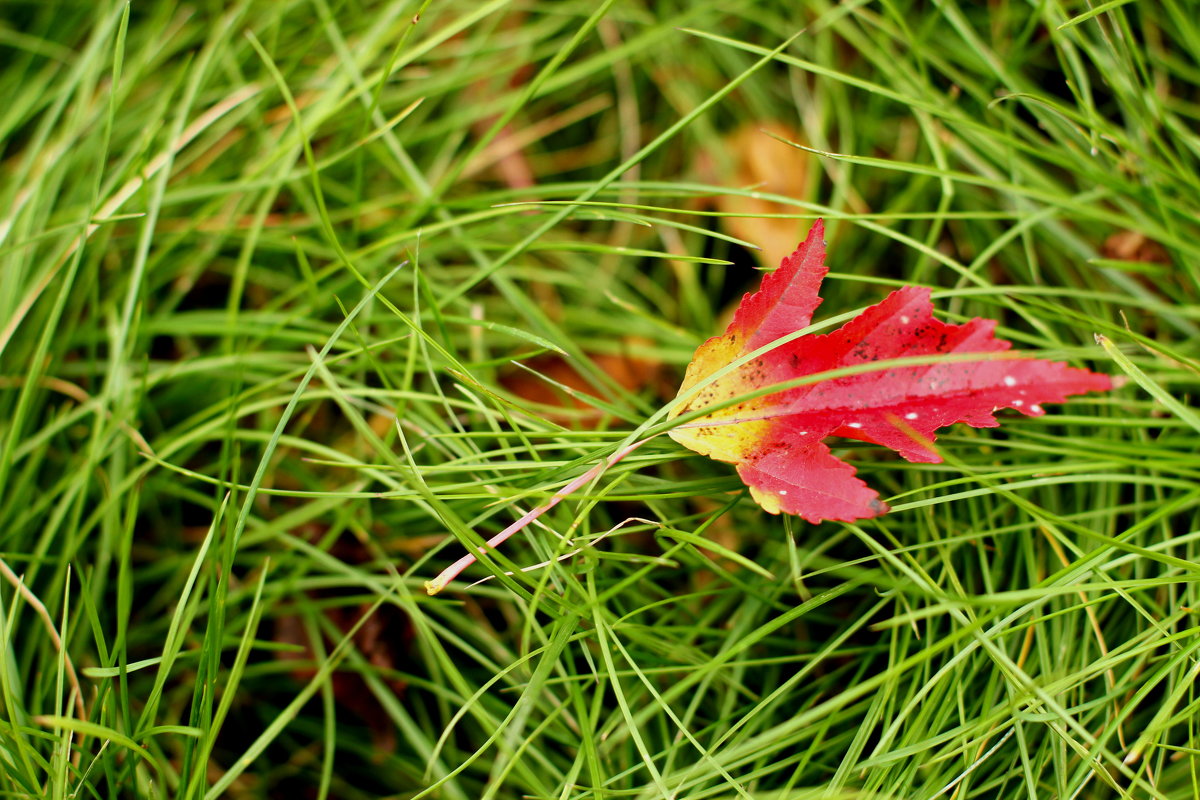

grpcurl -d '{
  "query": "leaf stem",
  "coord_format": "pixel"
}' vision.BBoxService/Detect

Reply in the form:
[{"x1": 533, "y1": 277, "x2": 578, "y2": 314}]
[{"x1": 425, "y1": 437, "x2": 652, "y2": 595}]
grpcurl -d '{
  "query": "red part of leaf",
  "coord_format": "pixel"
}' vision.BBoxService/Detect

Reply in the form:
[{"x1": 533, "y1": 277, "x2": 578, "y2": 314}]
[
  {"x1": 730, "y1": 218, "x2": 828, "y2": 351},
  {"x1": 736, "y1": 434, "x2": 887, "y2": 523},
  {"x1": 669, "y1": 219, "x2": 1112, "y2": 522}
]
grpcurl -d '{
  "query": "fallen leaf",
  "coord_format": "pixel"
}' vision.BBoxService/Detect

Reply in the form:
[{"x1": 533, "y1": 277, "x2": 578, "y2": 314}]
[
  {"x1": 668, "y1": 219, "x2": 1112, "y2": 523},
  {"x1": 274, "y1": 527, "x2": 411, "y2": 756},
  {"x1": 1101, "y1": 229, "x2": 1169, "y2": 265},
  {"x1": 694, "y1": 122, "x2": 821, "y2": 266},
  {"x1": 718, "y1": 123, "x2": 815, "y2": 264},
  {"x1": 501, "y1": 342, "x2": 663, "y2": 427}
]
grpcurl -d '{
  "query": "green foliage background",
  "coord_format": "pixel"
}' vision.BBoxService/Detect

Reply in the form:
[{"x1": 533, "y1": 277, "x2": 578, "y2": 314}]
[{"x1": 2, "y1": 1, "x2": 1199, "y2": 798}]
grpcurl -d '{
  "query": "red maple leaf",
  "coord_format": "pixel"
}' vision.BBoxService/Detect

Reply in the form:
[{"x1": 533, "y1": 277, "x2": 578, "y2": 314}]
[{"x1": 668, "y1": 219, "x2": 1112, "y2": 523}]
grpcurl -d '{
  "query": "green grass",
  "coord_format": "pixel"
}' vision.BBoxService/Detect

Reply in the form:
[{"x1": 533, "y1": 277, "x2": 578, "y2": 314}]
[{"x1": 2, "y1": 1, "x2": 1200, "y2": 797}]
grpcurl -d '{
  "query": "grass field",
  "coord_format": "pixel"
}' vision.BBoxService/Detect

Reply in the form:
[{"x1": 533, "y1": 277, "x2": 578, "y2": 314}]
[{"x1": 3, "y1": 2, "x2": 1200, "y2": 798}]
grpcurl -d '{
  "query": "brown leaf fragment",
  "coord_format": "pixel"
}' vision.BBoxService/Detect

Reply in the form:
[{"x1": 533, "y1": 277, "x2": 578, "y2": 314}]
[
  {"x1": 274, "y1": 528, "x2": 411, "y2": 757},
  {"x1": 501, "y1": 341, "x2": 663, "y2": 426},
  {"x1": 696, "y1": 122, "x2": 817, "y2": 265},
  {"x1": 1102, "y1": 230, "x2": 1170, "y2": 265}
]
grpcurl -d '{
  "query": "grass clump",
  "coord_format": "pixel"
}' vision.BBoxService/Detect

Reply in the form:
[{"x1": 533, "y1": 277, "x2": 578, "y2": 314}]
[{"x1": 2, "y1": 1, "x2": 1199, "y2": 798}]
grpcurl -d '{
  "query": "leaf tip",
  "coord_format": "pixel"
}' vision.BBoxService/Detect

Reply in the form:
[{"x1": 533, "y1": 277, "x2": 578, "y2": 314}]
[{"x1": 809, "y1": 216, "x2": 825, "y2": 242}]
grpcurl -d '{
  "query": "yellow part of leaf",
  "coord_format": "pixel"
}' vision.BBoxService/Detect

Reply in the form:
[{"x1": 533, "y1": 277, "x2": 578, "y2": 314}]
[{"x1": 668, "y1": 334, "x2": 771, "y2": 464}]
